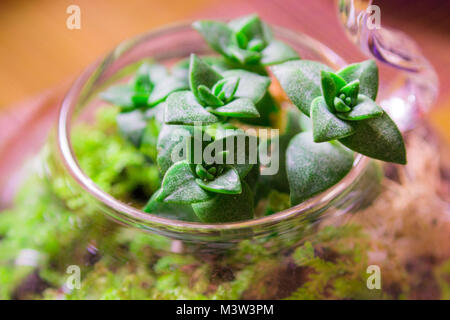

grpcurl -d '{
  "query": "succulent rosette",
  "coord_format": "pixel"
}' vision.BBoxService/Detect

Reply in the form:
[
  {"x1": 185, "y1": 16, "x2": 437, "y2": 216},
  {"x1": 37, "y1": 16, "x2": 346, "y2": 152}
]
[
  {"x1": 97, "y1": 14, "x2": 407, "y2": 222},
  {"x1": 164, "y1": 54, "x2": 273, "y2": 125},
  {"x1": 193, "y1": 14, "x2": 299, "y2": 67},
  {"x1": 272, "y1": 60, "x2": 406, "y2": 165},
  {"x1": 101, "y1": 62, "x2": 188, "y2": 111},
  {"x1": 146, "y1": 128, "x2": 258, "y2": 222}
]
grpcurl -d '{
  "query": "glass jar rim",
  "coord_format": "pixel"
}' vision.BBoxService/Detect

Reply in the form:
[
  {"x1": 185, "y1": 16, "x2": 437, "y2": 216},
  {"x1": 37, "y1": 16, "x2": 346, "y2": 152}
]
[{"x1": 57, "y1": 21, "x2": 368, "y2": 233}]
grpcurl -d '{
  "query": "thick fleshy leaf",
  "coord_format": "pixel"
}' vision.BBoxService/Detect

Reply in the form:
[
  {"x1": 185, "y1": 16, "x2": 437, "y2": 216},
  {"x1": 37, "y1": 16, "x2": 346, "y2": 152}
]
[
  {"x1": 147, "y1": 64, "x2": 169, "y2": 83},
  {"x1": 248, "y1": 38, "x2": 264, "y2": 51},
  {"x1": 260, "y1": 40, "x2": 300, "y2": 66},
  {"x1": 286, "y1": 132, "x2": 354, "y2": 205},
  {"x1": 208, "y1": 98, "x2": 260, "y2": 118},
  {"x1": 198, "y1": 85, "x2": 224, "y2": 107},
  {"x1": 229, "y1": 14, "x2": 265, "y2": 43},
  {"x1": 192, "y1": 181, "x2": 254, "y2": 222},
  {"x1": 320, "y1": 71, "x2": 347, "y2": 111},
  {"x1": 228, "y1": 46, "x2": 261, "y2": 64},
  {"x1": 336, "y1": 94, "x2": 383, "y2": 121},
  {"x1": 174, "y1": 55, "x2": 235, "y2": 73},
  {"x1": 258, "y1": 108, "x2": 303, "y2": 193},
  {"x1": 239, "y1": 91, "x2": 278, "y2": 126},
  {"x1": 222, "y1": 69, "x2": 270, "y2": 103},
  {"x1": 133, "y1": 63, "x2": 153, "y2": 92},
  {"x1": 196, "y1": 167, "x2": 242, "y2": 194},
  {"x1": 271, "y1": 60, "x2": 333, "y2": 115},
  {"x1": 339, "y1": 80, "x2": 359, "y2": 106},
  {"x1": 165, "y1": 91, "x2": 219, "y2": 125},
  {"x1": 189, "y1": 54, "x2": 224, "y2": 102},
  {"x1": 299, "y1": 111, "x2": 313, "y2": 131},
  {"x1": 139, "y1": 118, "x2": 161, "y2": 161},
  {"x1": 337, "y1": 60, "x2": 378, "y2": 100},
  {"x1": 157, "y1": 161, "x2": 212, "y2": 204},
  {"x1": 148, "y1": 76, "x2": 188, "y2": 106},
  {"x1": 334, "y1": 97, "x2": 351, "y2": 112},
  {"x1": 192, "y1": 21, "x2": 233, "y2": 56},
  {"x1": 311, "y1": 97, "x2": 355, "y2": 142},
  {"x1": 243, "y1": 162, "x2": 259, "y2": 190},
  {"x1": 143, "y1": 189, "x2": 200, "y2": 222},
  {"x1": 196, "y1": 165, "x2": 215, "y2": 181},
  {"x1": 339, "y1": 112, "x2": 407, "y2": 164},
  {"x1": 116, "y1": 109, "x2": 147, "y2": 147},
  {"x1": 144, "y1": 101, "x2": 166, "y2": 123},
  {"x1": 235, "y1": 31, "x2": 249, "y2": 49},
  {"x1": 207, "y1": 131, "x2": 257, "y2": 179},
  {"x1": 100, "y1": 84, "x2": 136, "y2": 111},
  {"x1": 217, "y1": 77, "x2": 240, "y2": 102}
]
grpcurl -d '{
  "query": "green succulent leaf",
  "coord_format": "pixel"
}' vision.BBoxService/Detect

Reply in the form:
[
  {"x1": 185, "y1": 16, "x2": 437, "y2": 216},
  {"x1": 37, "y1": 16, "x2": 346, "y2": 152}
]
[
  {"x1": 228, "y1": 14, "x2": 266, "y2": 43},
  {"x1": 258, "y1": 108, "x2": 303, "y2": 193},
  {"x1": 148, "y1": 76, "x2": 188, "y2": 106},
  {"x1": 286, "y1": 132, "x2": 354, "y2": 205},
  {"x1": 143, "y1": 189, "x2": 200, "y2": 222},
  {"x1": 195, "y1": 167, "x2": 242, "y2": 194},
  {"x1": 165, "y1": 91, "x2": 219, "y2": 125},
  {"x1": 146, "y1": 63, "x2": 169, "y2": 83},
  {"x1": 207, "y1": 131, "x2": 257, "y2": 179},
  {"x1": 218, "y1": 77, "x2": 240, "y2": 102},
  {"x1": 260, "y1": 40, "x2": 300, "y2": 65},
  {"x1": 139, "y1": 117, "x2": 161, "y2": 161},
  {"x1": 235, "y1": 30, "x2": 248, "y2": 49},
  {"x1": 336, "y1": 94, "x2": 383, "y2": 121},
  {"x1": 100, "y1": 84, "x2": 138, "y2": 111},
  {"x1": 189, "y1": 54, "x2": 223, "y2": 102},
  {"x1": 339, "y1": 112, "x2": 407, "y2": 164},
  {"x1": 157, "y1": 125, "x2": 211, "y2": 176},
  {"x1": 157, "y1": 161, "x2": 212, "y2": 204},
  {"x1": 208, "y1": 98, "x2": 260, "y2": 118},
  {"x1": 212, "y1": 78, "x2": 226, "y2": 95},
  {"x1": 337, "y1": 60, "x2": 378, "y2": 100},
  {"x1": 271, "y1": 60, "x2": 333, "y2": 115},
  {"x1": 311, "y1": 97, "x2": 355, "y2": 143},
  {"x1": 194, "y1": 15, "x2": 297, "y2": 68},
  {"x1": 334, "y1": 97, "x2": 351, "y2": 112},
  {"x1": 144, "y1": 101, "x2": 166, "y2": 123},
  {"x1": 195, "y1": 165, "x2": 214, "y2": 180},
  {"x1": 192, "y1": 21, "x2": 233, "y2": 56},
  {"x1": 101, "y1": 63, "x2": 187, "y2": 111},
  {"x1": 192, "y1": 181, "x2": 254, "y2": 223},
  {"x1": 239, "y1": 91, "x2": 278, "y2": 126},
  {"x1": 222, "y1": 69, "x2": 270, "y2": 103},
  {"x1": 115, "y1": 109, "x2": 147, "y2": 147},
  {"x1": 320, "y1": 71, "x2": 347, "y2": 112},
  {"x1": 134, "y1": 63, "x2": 153, "y2": 92},
  {"x1": 339, "y1": 79, "x2": 359, "y2": 106},
  {"x1": 197, "y1": 85, "x2": 224, "y2": 107},
  {"x1": 228, "y1": 47, "x2": 261, "y2": 64}
]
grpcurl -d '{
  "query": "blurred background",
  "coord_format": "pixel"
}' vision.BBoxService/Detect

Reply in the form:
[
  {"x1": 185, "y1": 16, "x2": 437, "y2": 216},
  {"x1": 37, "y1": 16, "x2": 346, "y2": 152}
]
[{"x1": 0, "y1": 0, "x2": 449, "y2": 139}]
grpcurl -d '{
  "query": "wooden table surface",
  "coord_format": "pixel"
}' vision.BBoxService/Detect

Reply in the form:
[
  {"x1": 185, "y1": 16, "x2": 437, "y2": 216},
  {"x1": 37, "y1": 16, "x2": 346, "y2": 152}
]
[{"x1": 0, "y1": 0, "x2": 449, "y2": 204}]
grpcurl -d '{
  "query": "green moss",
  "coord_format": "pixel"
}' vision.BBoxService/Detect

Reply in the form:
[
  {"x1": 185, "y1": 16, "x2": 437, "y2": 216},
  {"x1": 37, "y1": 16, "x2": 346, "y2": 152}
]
[
  {"x1": 286, "y1": 225, "x2": 386, "y2": 300},
  {"x1": 0, "y1": 106, "x2": 441, "y2": 300}
]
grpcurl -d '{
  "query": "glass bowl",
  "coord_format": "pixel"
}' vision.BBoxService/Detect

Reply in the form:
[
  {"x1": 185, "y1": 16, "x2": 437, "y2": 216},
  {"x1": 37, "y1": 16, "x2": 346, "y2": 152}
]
[{"x1": 48, "y1": 22, "x2": 383, "y2": 254}]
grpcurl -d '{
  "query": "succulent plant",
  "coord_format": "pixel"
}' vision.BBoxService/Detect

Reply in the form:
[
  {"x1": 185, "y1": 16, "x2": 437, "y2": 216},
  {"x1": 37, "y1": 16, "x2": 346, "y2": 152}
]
[
  {"x1": 98, "y1": 15, "x2": 406, "y2": 223},
  {"x1": 193, "y1": 14, "x2": 299, "y2": 67}
]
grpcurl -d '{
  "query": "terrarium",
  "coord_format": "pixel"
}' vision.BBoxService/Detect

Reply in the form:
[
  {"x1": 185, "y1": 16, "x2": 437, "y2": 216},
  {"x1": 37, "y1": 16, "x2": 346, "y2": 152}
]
[{"x1": 0, "y1": 8, "x2": 441, "y2": 300}]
